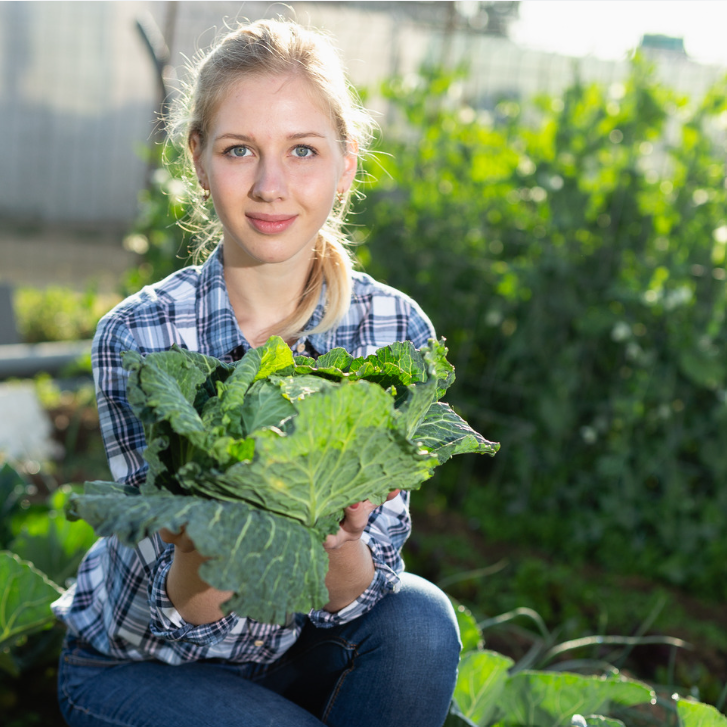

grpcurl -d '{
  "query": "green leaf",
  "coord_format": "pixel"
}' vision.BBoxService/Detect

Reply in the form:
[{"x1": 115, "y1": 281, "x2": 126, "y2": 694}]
[
  {"x1": 421, "y1": 337, "x2": 456, "y2": 398},
  {"x1": 396, "y1": 375, "x2": 440, "y2": 439},
  {"x1": 350, "y1": 340, "x2": 428, "y2": 388},
  {"x1": 217, "y1": 336, "x2": 295, "y2": 437},
  {"x1": 0, "y1": 463, "x2": 25, "y2": 548},
  {"x1": 278, "y1": 374, "x2": 336, "y2": 402},
  {"x1": 415, "y1": 402, "x2": 500, "y2": 463},
  {"x1": 449, "y1": 597, "x2": 483, "y2": 654},
  {"x1": 67, "y1": 488, "x2": 328, "y2": 625},
  {"x1": 605, "y1": 676, "x2": 655, "y2": 706},
  {"x1": 10, "y1": 487, "x2": 97, "y2": 585},
  {"x1": 141, "y1": 430, "x2": 173, "y2": 488},
  {"x1": 444, "y1": 699, "x2": 479, "y2": 727},
  {"x1": 216, "y1": 382, "x2": 437, "y2": 526},
  {"x1": 124, "y1": 349, "x2": 208, "y2": 447},
  {"x1": 571, "y1": 716, "x2": 626, "y2": 727},
  {"x1": 497, "y1": 672, "x2": 653, "y2": 727},
  {"x1": 252, "y1": 336, "x2": 297, "y2": 381},
  {"x1": 0, "y1": 552, "x2": 63, "y2": 650},
  {"x1": 240, "y1": 380, "x2": 298, "y2": 434},
  {"x1": 394, "y1": 339, "x2": 456, "y2": 438},
  {"x1": 166, "y1": 344, "x2": 230, "y2": 383},
  {"x1": 313, "y1": 347, "x2": 354, "y2": 372},
  {"x1": 455, "y1": 650, "x2": 514, "y2": 726},
  {"x1": 677, "y1": 699, "x2": 727, "y2": 727},
  {"x1": 81, "y1": 480, "x2": 142, "y2": 498},
  {"x1": 124, "y1": 348, "x2": 206, "y2": 408}
]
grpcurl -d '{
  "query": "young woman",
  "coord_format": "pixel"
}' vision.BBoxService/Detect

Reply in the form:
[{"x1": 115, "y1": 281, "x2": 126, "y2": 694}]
[{"x1": 52, "y1": 18, "x2": 461, "y2": 727}]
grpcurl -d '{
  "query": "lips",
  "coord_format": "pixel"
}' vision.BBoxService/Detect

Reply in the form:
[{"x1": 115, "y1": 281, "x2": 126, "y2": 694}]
[{"x1": 246, "y1": 213, "x2": 298, "y2": 234}]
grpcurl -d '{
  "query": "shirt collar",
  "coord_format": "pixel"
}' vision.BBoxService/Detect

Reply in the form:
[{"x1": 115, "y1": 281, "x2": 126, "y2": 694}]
[
  {"x1": 196, "y1": 244, "x2": 334, "y2": 360},
  {"x1": 306, "y1": 283, "x2": 336, "y2": 355},
  {"x1": 196, "y1": 244, "x2": 248, "y2": 361}
]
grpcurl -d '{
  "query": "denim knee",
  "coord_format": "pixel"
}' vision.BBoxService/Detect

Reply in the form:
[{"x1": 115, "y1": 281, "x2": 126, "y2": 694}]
[
  {"x1": 401, "y1": 573, "x2": 461, "y2": 660},
  {"x1": 363, "y1": 572, "x2": 462, "y2": 670}
]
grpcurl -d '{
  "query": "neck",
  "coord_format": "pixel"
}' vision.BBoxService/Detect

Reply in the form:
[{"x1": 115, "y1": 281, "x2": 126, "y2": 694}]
[{"x1": 223, "y1": 252, "x2": 313, "y2": 348}]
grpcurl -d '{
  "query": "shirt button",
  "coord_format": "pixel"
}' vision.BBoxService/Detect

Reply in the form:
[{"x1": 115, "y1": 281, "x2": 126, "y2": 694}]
[
  {"x1": 254, "y1": 640, "x2": 265, "y2": 647},
  {"x1": 296, "y1": 342, "x2": 306, "y2": 353}
]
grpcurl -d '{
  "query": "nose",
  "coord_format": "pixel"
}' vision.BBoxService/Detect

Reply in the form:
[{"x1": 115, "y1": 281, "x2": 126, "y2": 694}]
[{"x1": 250, "y1": 156, "x2": 287, "y2": 202}]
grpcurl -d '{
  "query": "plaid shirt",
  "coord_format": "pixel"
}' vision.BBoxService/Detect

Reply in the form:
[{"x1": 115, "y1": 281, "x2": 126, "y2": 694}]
[{"x1": 52, "y1": 244, "x2": 435, "y2": 666}]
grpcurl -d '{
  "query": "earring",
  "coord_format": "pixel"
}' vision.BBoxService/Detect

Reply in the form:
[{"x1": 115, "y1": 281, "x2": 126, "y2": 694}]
[
  {"x1": 336, "y1": 191, "x2": 345, "y2": 204},
  {"x1": 200, "y1": 183, "x2": 210, "y2": 202}
]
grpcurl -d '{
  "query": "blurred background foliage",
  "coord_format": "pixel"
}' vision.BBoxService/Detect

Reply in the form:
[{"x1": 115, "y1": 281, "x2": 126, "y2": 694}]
[
  {"x1": 8, "y1": 53, "x2": 727, "y2": 721},
  {"x1": 15, "y1": 54, "x2": 727, "y2": 604},
  {"x1": 14, "y1": 287, "x2": 121, "y2": 344},
  {"x1": 353, "y1": 55, "x2": 727, "y2": 603}
]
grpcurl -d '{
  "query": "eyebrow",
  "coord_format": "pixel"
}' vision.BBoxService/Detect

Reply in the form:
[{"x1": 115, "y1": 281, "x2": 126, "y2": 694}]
[{"x1": 215, "y1": 132, "x2": 327, "y2": 142}]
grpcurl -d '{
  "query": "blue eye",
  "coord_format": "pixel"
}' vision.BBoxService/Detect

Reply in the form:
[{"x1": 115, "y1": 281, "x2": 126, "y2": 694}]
[
  {"x1": 228, "y1": 146, "x2": 250, "y2": 158},
  {"x1": 293, "y1": 145, "x2": 315, "y2": 158}
]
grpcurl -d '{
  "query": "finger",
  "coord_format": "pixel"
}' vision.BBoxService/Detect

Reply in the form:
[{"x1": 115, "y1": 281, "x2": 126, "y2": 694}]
[
  {"x1": 159, "y1": 525, "x2": 185, "y2": 544},
  {"x1": 385, "y1": 489, "x2": 401, "y2": 502},
  {"x1": 340, "y1": 503, "x2": 375, "y2": 534},
  {"x1": 160, "y1": 526, "x2": 198, "y2": 553}
]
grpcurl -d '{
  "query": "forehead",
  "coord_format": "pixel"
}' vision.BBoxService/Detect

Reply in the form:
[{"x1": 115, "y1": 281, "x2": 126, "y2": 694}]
[{"x1": 210, "y1": 72, "x2": 337, "y2": 135}]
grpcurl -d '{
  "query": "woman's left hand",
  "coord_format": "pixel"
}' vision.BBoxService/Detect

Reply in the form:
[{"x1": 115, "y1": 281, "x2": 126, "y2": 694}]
[{"x1": 323, "y1": 489, "x2": 400, "y2": 551}]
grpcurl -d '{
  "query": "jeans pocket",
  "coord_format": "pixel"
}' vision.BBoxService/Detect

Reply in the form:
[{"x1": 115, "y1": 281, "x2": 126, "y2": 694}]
[
  {"x1": 61, "y1": 636, "x2": 128, "y2": 668},
  {"x1": 58, "y1": 638, "x2": 129, "y2": 720}
]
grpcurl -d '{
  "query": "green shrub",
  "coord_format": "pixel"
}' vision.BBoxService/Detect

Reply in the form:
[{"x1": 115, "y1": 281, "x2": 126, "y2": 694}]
[
  {"x1": 356, "y1": 57, "x2": 727, "y2": 600},
  {"x1": 14, "y1": 286, "x2": 119, "y2": 344}
]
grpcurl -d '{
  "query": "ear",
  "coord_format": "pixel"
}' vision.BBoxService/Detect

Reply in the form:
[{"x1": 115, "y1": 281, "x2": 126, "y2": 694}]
[
  {"x1": 337, "y1": 139, "x2": 359, "y2": 196},
  {"x1": 189, "y1": 132, "x2": 208, "y2": 187}
]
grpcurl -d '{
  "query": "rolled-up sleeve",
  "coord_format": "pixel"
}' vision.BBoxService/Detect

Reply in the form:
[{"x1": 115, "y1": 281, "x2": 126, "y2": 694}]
[{"x1": 147, "y1": 542, "x2": 239, "y2": 645}]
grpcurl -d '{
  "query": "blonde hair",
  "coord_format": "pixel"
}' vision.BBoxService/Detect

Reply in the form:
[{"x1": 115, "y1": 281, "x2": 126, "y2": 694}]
[{"x1": 169, "y1": 18, "x2": 376, "y2": 341}]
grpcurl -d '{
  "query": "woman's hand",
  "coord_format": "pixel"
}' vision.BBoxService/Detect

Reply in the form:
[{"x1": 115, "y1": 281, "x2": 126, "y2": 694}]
[
  {"x1": 321, "y1": 489, "x2": 400, "y2": 613},
  {"x1": 323, "y1": 489, "x2": 401, "y2": 551},
  {"x1": 159, "y1": 525, "x2": 233, "y2": 625},
  {"x1": 159, "y1": 525, "x2": 198, "y2": 553}
]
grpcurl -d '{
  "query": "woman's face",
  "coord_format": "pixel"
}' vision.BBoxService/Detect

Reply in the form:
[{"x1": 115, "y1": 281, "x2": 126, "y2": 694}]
[{"x1": 192, "y1": 73, "x2": 356, "y2": 272}]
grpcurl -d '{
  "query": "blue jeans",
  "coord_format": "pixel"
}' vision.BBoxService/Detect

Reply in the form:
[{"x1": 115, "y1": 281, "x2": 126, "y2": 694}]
[{"x1": 58, "y1": 573, "x2": 460, "y2": 727}]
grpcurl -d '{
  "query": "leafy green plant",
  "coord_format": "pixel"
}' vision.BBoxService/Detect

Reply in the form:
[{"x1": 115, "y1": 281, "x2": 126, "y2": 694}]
[
  {"x1": 0, "y1": 464, "x2": 25, "y2": 550},
  {"x1": 0, "y1": 552, "x2": 62, "y2": 677},
  {"x1": 446, "y1": 599, "x2": 726, "y2": 726},
  {"x1": 356, "y1": 57, "x2": 727, "y2": 601},
  {"x1": 10, "y1": 487, "x2": 97, "y2": 586},
  {"x1": 676, "y1": 699, "x2": 727, "y2": 727},
  {"x1": 0, "y1": 464, "x2": 96, "y2": 676},
  {"x1": 120, "y1": 145, "x2": 194, "y2": 295},
  {"x1": 68, "y1": 336, "x2": 497, "y2": 623},
  {"x1": 446, "y1": 645, "x2": 655, "y2": 726}
]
